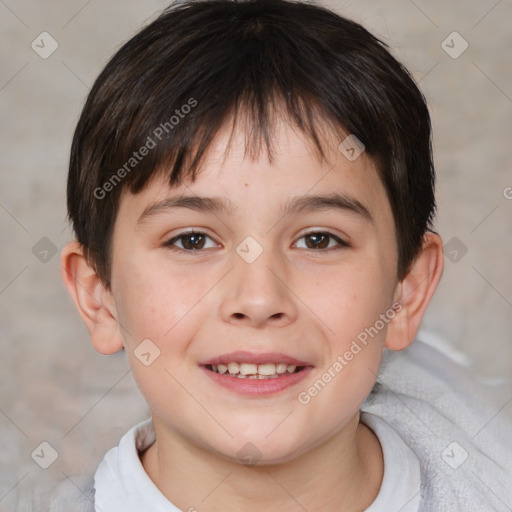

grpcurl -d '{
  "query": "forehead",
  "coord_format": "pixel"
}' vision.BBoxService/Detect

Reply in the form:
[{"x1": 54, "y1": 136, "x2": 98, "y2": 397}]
[{"x1": 118, "y1": 116, "x2": 393, "y2": 234}]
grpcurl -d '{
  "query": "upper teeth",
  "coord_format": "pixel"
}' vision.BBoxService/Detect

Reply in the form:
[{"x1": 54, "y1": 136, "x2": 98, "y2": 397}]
[{"x1": 212, "y1": 362, "x2": 298, "y2": 376}]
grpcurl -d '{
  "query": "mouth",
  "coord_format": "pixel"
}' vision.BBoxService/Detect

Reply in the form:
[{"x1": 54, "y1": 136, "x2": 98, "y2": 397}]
[
  {"x1": 199, "y1": 351, "x2": 314, "y2": 396},
  {"x1": 205, "y1": 362, "x2": 306, "y2": 379}
]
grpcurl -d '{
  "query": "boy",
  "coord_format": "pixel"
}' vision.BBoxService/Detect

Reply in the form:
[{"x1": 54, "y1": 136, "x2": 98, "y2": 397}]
[{"x1": 54, "y1": 0, "x2": 512, "y2": 510}]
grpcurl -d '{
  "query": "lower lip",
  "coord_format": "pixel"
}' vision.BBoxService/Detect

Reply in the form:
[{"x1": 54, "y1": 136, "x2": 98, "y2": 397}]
[{"x1": 200, "y1": 366, "x2": 313, "y2": 396}]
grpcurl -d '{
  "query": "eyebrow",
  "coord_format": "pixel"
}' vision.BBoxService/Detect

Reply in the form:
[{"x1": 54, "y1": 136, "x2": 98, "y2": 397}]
[
  {"x1": 137, "y1": 192, "x2": 373, "y2": 224},
  {"x1": 138, "y1": 195, "x2": 237, "y2": 223},
  {"x1": 281, "y1": 193, "x2": 373, "y2": 223}
]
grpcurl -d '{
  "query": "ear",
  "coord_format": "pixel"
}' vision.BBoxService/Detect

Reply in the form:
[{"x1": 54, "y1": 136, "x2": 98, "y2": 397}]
[
  {"x1": 60, "y1": 241, "x2": 124, "y2": 355},
  {"x1": 385, "y1": 231, "x2": 444, "y2": 351}
]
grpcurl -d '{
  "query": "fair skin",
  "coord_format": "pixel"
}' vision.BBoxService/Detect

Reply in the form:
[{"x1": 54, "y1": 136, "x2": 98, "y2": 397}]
[{"x1": 61, "y1": 116, "x2": 443, "y2": 511}]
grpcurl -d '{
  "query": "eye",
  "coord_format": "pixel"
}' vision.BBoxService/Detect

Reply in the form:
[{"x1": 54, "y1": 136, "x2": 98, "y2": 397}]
[
  {"x1": 294, "y1": 231, "x2": 349, "y2": 251},
  {"x1": 164, "y1": 230, "x2": 217, "y2": 251}
]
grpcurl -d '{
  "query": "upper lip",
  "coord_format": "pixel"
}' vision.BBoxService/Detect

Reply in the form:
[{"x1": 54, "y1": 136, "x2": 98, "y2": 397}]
[{"x1": 200, "y1": 351, "x2": 313, "y2": 367}]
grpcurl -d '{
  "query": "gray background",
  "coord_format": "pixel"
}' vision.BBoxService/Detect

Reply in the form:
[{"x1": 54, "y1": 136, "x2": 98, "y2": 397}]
[{"x1": 1, "y1": 0, "x2": 511, "y2": 508}]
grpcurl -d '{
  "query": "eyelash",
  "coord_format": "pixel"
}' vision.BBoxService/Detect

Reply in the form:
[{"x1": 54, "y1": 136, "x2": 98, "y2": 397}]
[{"x1": 163, "y1": 229, "x2": 350, "y2": 253}]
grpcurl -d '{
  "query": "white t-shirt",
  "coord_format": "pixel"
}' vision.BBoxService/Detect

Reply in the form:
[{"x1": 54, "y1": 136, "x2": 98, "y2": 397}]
[
  {"x1": 361, "y1": 412, "x2": 420, "y2": 512},
  {"x1": 93, "y1": 412, "x2": 420, "y2": 512}
]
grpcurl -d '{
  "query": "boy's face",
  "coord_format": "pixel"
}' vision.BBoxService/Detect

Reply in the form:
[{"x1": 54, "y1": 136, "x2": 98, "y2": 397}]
[{"x1": 108, "y1": 117, "x2": 401, "y2": 463}]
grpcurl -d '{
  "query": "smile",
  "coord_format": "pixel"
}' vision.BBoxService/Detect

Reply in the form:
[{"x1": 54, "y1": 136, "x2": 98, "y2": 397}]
[
  {"x1": 207, "y1": 362, "x2": 304, "y2": 379},
  {"x1": 199, "y1": 352, "x2": 314, "y2": 396}
]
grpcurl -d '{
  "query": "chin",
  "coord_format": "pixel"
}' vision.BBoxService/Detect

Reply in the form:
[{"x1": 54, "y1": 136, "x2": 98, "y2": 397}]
[{"x1": 218, "y1": 429, "x2": 308, "y2": 467}]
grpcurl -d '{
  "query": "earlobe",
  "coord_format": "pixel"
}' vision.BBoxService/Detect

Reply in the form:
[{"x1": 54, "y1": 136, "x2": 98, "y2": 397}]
[
  {"x1": 385, "y1": 231, "x2": 444, "y2": 351},
  {"x1": 60, "y1": 241, "x2": 124, "y2": 355}
]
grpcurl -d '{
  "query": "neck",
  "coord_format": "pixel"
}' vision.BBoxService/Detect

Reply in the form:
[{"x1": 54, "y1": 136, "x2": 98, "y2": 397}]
[{"x1": 140, "y1": 411, "x2": 384, "y2": 512}]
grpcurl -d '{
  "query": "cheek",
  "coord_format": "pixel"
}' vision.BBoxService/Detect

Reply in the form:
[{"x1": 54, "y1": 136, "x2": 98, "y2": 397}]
[
  {"x1": 298, "y1": 346, "x2": 382, "y2": 445},
  {"x1": 113, "y1": 261, "x2": 208, "y2": 346},
  {"x1": 304, "y1": 258, "x2": 393, "y2": 345},
  {"x1": 112, "y1": 266, "x2": 207, "y2": 419},
  {"x1": 306, "y1": 262, "x2": 390, "y2": 421},
  {"x1": 296, "y1": 267, "x2": 389, "y2": 428}
]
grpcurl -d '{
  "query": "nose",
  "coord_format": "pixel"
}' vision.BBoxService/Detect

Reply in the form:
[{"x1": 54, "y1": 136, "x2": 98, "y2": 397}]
[{"x1": 219, "y1": 244, "x2": 298, "y2": 329}]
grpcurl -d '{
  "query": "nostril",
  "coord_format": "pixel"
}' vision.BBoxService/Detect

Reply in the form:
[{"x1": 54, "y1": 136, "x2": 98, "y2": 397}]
[{"x1": 233, "y1": 313, "x2": 244, "y2": 319}]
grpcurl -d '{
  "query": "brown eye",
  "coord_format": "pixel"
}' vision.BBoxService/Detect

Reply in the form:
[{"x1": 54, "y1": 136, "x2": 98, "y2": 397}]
[
  {"x1": 181, "y1": 233, "x2": 206, "y2": 250},
  {"x1": 305, "y1": 233, "x2": 329, "y2": 249},
  {"x1": 165, "y1": 231, "x2": 216, "y2": 251},
  {"x1": 296, "y1": 231, "x2": 349, "y2": 251}
]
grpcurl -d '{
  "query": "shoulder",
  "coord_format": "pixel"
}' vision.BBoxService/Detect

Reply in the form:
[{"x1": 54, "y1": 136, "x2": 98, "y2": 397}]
[{"x1": 362, "y1": 334, "x2": 512, "y2": 510}]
